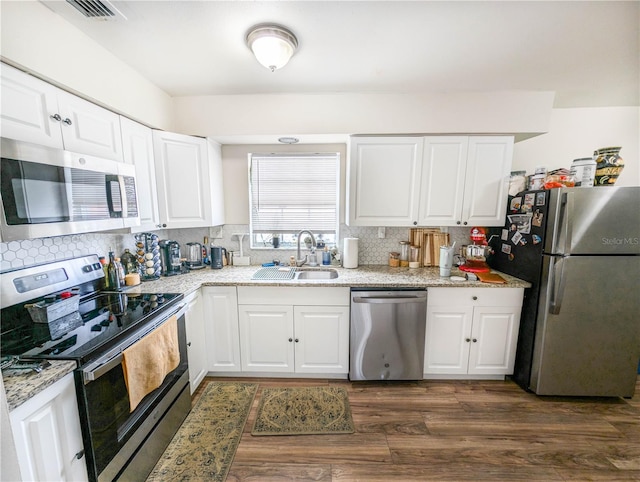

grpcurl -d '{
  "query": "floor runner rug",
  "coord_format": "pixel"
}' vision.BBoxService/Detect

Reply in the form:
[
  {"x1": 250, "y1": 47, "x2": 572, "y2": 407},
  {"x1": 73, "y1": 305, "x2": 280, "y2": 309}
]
[
  {"x1": 251, "y1": 386, "x2": 355, "y2": 436},
  {"x1": 147, "y1": 382, "x2": 258, "y2": 482}
]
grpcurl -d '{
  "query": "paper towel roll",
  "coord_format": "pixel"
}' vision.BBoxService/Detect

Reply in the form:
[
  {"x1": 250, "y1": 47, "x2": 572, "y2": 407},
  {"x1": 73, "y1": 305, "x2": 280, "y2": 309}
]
[{"x1": 343, "y1": 237, "x2": 359, "y2": 269}]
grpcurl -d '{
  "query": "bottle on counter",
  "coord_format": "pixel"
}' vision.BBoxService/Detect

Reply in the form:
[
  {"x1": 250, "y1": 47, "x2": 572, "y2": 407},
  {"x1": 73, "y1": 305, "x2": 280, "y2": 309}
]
[
  {"x1": 121, "y1": 248, "x2": 138, "y2": 275},
  {"x1": 107, "y1": 252, "x2": 122, "y2": 291},
  {"x1": 99, "y1": 256, "x2": 110, "y2": 289},
  {"x1": 322, "y1": 246, "x2": 331, "y2": 265},
  {"x1": 114, "y1": 257, "x2": 126, "y2": 287}
]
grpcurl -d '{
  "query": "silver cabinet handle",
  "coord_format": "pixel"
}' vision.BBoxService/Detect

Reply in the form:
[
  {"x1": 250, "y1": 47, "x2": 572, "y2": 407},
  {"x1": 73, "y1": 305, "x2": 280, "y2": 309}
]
[
  {"x1": 50, "y1": 113, "x2": 61, "y2": 121},
  {"x1": 62, "y1": 117, "x2": 72, "y2": 125},
  {"x1": 353, "y1": 295, "x2": 427, "y2": 304}
]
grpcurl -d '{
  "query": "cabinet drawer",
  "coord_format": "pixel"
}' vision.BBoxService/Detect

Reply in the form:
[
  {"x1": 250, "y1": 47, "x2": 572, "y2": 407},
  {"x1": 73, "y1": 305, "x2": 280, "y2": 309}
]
[
  {"x1": 237, "y1": 286, "x2": 350, "y2": 306},
  {"x1": 428, "y1": 287, "x2": 523, "y2": 307}
]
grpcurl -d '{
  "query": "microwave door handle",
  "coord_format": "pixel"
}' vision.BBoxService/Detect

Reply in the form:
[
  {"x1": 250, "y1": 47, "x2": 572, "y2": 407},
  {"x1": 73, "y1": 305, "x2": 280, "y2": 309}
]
[{"x1": 106, "y1": 176, "x2": 123, "y2": 216}]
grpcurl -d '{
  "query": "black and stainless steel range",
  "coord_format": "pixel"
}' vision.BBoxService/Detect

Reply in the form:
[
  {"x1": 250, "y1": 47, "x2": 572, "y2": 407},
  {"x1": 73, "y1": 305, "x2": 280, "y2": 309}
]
[{"x1": 0, "y1": 254, "x2": 190, "y2": 482}]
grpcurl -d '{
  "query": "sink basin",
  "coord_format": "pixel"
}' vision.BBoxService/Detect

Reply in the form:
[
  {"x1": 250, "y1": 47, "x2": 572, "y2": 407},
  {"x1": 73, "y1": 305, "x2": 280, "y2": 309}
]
[{"x1": 295, "y1": 269, "x2": 339, "y2": 280}]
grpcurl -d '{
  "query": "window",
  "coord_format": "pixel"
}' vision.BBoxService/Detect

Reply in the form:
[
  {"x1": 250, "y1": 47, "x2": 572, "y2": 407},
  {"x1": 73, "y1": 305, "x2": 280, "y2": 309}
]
[{"x1": 249, "y1": 153, "x2": 339, "y2": 248}]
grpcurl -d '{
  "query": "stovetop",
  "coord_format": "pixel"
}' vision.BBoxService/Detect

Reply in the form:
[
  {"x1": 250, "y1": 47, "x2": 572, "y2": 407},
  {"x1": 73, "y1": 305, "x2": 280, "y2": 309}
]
[{"x1": 0, "y1": 291, "x2": 182, "y2": 364}]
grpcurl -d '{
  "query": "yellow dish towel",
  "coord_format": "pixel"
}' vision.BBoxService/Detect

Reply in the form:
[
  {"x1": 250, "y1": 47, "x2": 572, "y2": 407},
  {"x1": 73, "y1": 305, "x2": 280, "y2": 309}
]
[{"x1": 122, "y1": 315, "x2": 180, "y2": 412}]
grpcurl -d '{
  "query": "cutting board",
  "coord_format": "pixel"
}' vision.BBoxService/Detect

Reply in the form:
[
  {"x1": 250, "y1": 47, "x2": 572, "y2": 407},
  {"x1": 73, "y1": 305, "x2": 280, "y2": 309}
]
[{"x1": 476, "y1": 271, "x2": 507, "y2": 284}]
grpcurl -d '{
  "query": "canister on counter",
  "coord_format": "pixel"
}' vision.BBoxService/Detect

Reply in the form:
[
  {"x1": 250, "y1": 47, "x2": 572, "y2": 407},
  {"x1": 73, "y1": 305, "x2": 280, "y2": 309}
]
[
  {"x1": 388, "y1": 252, "x2": 400, "y2": 267},
  {"x1": 399, "y1": 241, "x2": 410, "y2": 267}
]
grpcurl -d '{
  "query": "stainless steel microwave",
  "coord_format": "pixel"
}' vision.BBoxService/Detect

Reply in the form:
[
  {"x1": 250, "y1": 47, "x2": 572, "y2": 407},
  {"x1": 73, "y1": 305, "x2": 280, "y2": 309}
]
[{"x1": 1, "y1": 138, "x2": 139, "y2": 242}]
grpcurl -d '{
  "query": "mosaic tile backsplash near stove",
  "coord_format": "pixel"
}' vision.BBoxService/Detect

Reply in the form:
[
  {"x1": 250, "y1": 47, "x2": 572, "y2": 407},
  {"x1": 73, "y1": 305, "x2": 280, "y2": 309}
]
[
  {"x1": 0, "y1": 232, "x2": 131, "y2": 273},
  {"x1": 0, "y1": 225, "x2": 474, "y2": 272}
]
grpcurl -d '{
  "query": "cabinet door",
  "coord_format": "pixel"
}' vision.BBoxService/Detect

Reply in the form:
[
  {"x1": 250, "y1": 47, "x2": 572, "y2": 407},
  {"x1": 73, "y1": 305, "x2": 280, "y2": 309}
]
[
  {"x1": 293, "y1": 306, "x2": 350, "y2": 374},
  {"x1": 461, "y1": 136, "x2": 513, "y2": 226},
  {"x1": 418, "y1": 136, "x2": 469, "y2": 226},
  {"x1": 184, "y1": 290, "x2": 207, "y2": 393},
  {"x1": 348, "y1": 137, "x2": 424, "y2": 226},
  {"x1": 202, "y1": 286, "x2": 241, "y2": 372},
  {"x1": 57, "y1": 90, "x2": 124, "y2": 161},
  {"x1": 153, "y1": 130, "x2": 213, "y2": 229},
  {"x1": 0, "y1": 63, "x2": 64, "y2": 148},
  {"x1": 468, "y1": 306, "x2": 520, "y2": 375},
  {"x1": 424, "y1": 305, "x2": 473, "y2": 374},
  {"x1": 238, "y1": 305, "x2": 294, "y2": 372},
  {"x1": 9, "y1": 373, "x2": 88, "y2": 482},
  {"x1": 121, "y1": 117, "x2": 161, "y2": 232}
]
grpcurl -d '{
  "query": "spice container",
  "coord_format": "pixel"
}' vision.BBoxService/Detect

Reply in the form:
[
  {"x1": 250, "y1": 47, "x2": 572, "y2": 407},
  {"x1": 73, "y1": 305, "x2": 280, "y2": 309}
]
[
  {"x1": 388, "y1": 252, "x2": 400, "y2": 267},
  {"x1": 399, "y1": 241, "x2": 410, "y2": 267}
]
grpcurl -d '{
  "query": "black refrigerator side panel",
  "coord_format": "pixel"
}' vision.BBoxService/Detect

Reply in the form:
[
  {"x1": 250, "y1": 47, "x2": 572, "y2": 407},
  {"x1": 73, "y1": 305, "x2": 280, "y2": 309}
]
[{"x1": 487, "y1": 189, "x2": 550, "y2": 390}]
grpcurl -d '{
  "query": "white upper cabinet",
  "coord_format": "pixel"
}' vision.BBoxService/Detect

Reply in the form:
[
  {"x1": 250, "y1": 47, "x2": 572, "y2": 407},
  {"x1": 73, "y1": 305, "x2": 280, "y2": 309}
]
[
  {"x1": 1, "y1": 63, "x2": 63, "y2": 148},
  {"x1": 348, "y1": 135, "x2": 513, "y2": 227},
  {"x1": 417, "y1": 137, "x2": 469, "y2": 225},
  {"x1": 120, "y1": 117, "x2": 161, "y2": 232},
  {"x1": 348, "y1": 137, "x2": 424, "y2": 226},
  {"x1": 1, "y1": 63, "x2": 124, "y2": 161},
  {"x1": 420, "y1": 136, "x2": 513, "y2": 227},
  {"x1": 460, "y1": 136, "x2": 514, "y2": 226},
  {"x1": 152, "y1": 130, "x2": 225, "y2": 229}
]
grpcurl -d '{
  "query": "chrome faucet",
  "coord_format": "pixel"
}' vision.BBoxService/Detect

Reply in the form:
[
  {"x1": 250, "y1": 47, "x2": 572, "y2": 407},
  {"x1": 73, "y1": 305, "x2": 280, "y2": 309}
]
[{"x1": 296, "y1": 230, "x2": 316, "y2": 267}]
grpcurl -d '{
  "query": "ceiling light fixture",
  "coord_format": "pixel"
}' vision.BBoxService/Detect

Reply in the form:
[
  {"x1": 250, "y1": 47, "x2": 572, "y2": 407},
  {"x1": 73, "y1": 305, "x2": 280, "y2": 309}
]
[{"x1": 246, "y1": 24, "x2": 298, "y2": 72}]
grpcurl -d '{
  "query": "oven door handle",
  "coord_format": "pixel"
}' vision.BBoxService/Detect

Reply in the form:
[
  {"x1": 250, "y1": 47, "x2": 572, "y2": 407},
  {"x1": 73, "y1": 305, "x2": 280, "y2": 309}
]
[{"x1": 82, "y1": 302, "x2": 187, "y2": 384}]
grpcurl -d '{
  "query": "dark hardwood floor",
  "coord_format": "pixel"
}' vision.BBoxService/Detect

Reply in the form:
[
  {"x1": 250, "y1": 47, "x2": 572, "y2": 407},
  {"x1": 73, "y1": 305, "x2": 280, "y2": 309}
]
[{"x1": 193, "y1": 377, "x2": 640, "y2": 481}]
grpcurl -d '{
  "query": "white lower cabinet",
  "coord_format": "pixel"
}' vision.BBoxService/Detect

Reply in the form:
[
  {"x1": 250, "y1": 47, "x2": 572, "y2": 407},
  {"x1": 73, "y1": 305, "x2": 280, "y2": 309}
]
[
  {"x1": 9, "y1": 373, "x2": 88, "y2": 482},
  {"x1": 424, "y1": 287, "x2": 523, "y2": 377},
  {"x1": 237, "y1": 287, "x2": 350, "y2": 376},
  {"x1": 202, "y1": 286, "x2": 242, "y2": 372},
  {"x1": 184, "y1": 289, "x2": 207, "y2": 393}
]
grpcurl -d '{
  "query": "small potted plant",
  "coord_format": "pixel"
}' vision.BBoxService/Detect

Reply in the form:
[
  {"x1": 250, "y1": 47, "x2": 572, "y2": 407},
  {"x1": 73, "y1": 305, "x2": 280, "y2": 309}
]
[
  {"x1": 304, "y1": 236, "x2": 314, "y2": 249},
  {"x1": 272, "y1": 234, "x2": 280, "y2": 248}
]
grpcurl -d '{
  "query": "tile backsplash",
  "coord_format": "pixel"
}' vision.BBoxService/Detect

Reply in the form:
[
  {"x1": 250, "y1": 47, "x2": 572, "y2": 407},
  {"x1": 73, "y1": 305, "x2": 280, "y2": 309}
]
[{"x1": 0, "y1": 225, "x2": 473, "y2": 273}]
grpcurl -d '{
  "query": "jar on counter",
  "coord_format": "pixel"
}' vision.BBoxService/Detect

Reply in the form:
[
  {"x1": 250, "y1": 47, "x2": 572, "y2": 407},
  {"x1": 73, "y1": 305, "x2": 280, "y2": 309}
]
[
  {"x1": 409, "y1": 245, "x2": 421, "y2": 269},
  {"x1": 388, "y1": 252, "x2": 400, "y2": 267},
  {"x1": 399, "y1": 241, "x2": 410, "y2": 267}
]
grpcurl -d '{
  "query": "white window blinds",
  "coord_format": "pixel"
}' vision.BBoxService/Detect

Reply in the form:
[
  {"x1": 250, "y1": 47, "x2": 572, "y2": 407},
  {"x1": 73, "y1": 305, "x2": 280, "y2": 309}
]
[{"x1": 250, "y1": 153, "x2": 339, "y2": 234}]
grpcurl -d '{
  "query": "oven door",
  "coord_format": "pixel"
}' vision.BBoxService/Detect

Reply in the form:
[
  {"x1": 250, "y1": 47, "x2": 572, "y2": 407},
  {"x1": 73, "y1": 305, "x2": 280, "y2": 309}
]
[{"x1": 75, "y1": 304, "x2": 190, "y2": 482}]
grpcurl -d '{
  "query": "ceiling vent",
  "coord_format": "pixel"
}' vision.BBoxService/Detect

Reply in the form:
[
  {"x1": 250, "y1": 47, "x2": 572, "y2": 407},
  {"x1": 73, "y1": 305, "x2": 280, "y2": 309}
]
[{"x1": 64, "y1": 0, "x2": 126, "y2": 20}]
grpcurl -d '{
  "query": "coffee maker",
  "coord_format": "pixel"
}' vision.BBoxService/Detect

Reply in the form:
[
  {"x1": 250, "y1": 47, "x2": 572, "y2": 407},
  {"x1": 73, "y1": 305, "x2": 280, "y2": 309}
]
[{"x1": 159, "y1": 240, "x2": 182, "y2": 276}]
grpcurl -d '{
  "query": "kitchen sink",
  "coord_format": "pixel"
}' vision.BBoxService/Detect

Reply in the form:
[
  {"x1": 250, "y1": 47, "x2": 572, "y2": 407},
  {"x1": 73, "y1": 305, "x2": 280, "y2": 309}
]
[{"x1": 294, "y1": 269, "x2": 339, "y2": 280}]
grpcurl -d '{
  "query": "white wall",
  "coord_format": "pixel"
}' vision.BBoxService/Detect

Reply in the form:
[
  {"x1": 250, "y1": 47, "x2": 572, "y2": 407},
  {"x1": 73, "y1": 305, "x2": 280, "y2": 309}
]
[
  {"x1": 513, "y1": 107, "x2": 639, "y2": 186},
  {"x1": 0, "y1": 1, "x2": 173, "y2": 130},
  {"x1": 174, "y1": 91, "x2": 554, "y2": 141}
]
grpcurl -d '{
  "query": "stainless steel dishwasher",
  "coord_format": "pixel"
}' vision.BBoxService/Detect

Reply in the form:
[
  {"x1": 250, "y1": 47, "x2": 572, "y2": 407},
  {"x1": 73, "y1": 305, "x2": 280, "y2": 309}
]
[{"x1": 350, "y1": 289, "x2": 427, "y2": 381}]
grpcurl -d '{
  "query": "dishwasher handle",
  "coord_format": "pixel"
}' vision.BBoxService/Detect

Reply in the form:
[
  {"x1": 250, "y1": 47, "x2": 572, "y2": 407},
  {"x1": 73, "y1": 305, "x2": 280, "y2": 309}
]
[{"x1": 353, "y1": 294, "x2": 427, "y2": 304}]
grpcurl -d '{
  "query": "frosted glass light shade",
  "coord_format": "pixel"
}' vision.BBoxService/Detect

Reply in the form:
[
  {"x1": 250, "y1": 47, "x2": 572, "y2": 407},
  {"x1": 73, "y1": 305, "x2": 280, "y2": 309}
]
[{"x1": 246, "y1": 25, "x2": 298, "y2": 72}]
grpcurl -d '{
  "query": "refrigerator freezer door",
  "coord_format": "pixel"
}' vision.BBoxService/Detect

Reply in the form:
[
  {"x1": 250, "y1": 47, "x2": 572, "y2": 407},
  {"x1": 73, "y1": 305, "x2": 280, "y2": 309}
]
[
  {"x1": 545, "y1": 187, "x2": 640, "y2": 256},
  {"x1": 531, "y1": 254, "x2": 640, "y2": 396}
]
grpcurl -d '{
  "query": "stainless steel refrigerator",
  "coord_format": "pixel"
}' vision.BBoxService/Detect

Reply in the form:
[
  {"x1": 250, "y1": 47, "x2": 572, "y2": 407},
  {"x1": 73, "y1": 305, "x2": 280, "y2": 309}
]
[{"x1": 488, "y1": 186, "x2": 640, "y2": 397}]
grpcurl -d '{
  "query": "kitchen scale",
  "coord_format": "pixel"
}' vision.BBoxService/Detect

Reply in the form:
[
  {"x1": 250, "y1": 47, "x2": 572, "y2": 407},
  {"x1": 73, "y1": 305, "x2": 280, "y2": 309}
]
[{"x1": 459, "y1": 227, "x2": 492, "y2": 273}]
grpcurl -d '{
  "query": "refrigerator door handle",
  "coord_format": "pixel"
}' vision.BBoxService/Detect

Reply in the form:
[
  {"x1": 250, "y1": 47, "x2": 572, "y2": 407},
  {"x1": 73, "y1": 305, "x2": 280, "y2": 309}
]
[
  {"x1": 549, "y1": 257, "x2": 567, "y2": 315},
  {"x1": 563, "y1": 191, "x2": 574, "y2": 254}
]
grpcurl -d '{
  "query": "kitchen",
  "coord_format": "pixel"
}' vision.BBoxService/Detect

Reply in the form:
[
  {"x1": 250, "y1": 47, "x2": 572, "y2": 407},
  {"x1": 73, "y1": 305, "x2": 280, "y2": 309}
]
[{"x1": 1, "y1": 1, "x2": 639, "y2": 481}]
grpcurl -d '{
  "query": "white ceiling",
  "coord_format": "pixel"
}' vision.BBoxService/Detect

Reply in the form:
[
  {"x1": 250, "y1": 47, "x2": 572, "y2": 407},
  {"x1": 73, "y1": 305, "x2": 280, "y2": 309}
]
[{"x1": 41, "y1": 0, "x2": 639, "y2": 108}]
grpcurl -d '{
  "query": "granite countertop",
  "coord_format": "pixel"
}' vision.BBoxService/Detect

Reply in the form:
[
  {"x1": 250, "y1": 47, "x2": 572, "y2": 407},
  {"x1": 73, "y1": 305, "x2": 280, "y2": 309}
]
[
  {"x1": 124, "y1": 264, "x2": 530, "y2": 295},
  {"x1": 3, "y1": 360, "x2": 77, "y2": 411},
  {"x1": 3, "y1": 264, "x2": 529, "y2": 411}
]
